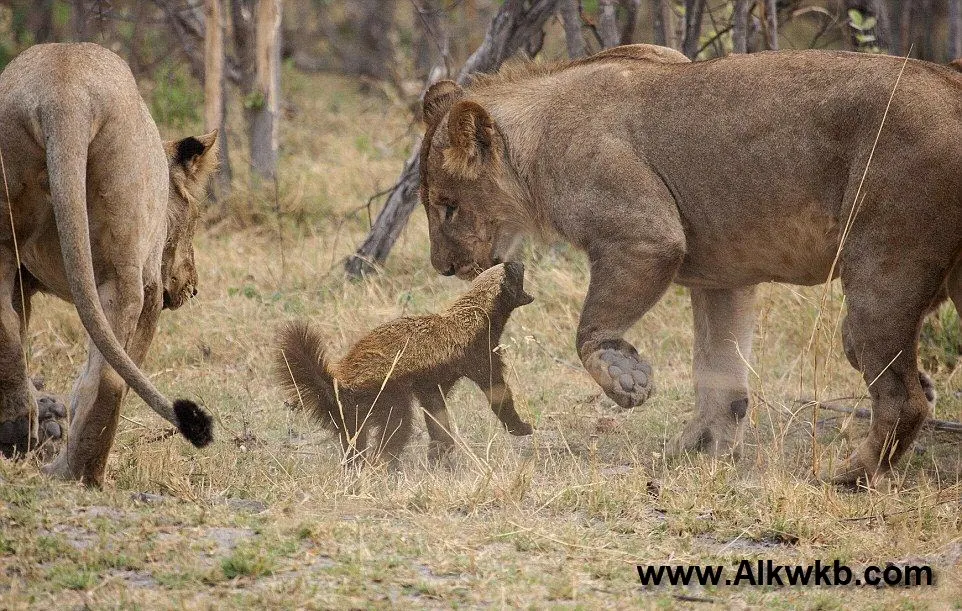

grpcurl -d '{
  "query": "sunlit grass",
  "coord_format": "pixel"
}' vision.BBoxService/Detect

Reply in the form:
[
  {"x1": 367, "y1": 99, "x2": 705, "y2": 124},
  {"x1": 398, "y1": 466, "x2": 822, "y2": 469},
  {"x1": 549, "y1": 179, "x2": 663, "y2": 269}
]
[{"x1": 0, "y1": 68, "x2": 960, "y2": 607}]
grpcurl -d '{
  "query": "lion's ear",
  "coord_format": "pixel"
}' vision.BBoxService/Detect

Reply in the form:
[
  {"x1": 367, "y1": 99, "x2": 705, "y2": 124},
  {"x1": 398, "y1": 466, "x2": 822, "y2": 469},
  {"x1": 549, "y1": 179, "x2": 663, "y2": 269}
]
[
  {"x1": 170, "y1": 130, "x2": 219, "y2": 182},
  {"x1": 444, "y1": 100, "x2": 497, "y2": 180},
  {"x1": 423, "y1": 80, "x2": 463, "y2": 126}
]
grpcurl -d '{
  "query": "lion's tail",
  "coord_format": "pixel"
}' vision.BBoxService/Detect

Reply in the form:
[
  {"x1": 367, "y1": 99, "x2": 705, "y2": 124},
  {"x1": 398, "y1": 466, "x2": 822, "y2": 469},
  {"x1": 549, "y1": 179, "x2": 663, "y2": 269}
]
[
  {"x1": 39, "y1": 91, "x2": 212, "y2": 448},
  {"x1": 274, "y1": 321, "x2": 345, "y2": 433}
]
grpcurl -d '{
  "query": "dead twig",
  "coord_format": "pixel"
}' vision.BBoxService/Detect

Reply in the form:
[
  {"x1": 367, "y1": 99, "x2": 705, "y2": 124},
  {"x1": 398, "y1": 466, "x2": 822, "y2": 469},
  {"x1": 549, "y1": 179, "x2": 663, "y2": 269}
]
[{"x1": 797, "y1": 398, "x2": 962, "y2": 434}]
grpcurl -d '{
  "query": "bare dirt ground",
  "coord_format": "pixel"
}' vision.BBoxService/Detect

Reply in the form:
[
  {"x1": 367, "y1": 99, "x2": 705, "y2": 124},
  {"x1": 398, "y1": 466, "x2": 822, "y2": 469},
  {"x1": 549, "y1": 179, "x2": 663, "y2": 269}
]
[{"x1": 1, "y1": 70, "x2": 961, "y2": 609}]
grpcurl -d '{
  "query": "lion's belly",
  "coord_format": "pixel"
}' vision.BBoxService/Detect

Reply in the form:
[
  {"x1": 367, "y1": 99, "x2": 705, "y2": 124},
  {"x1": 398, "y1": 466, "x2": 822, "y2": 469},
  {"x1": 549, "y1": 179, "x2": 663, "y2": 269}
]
[{"x1": 674, "y1": 211, "x2": 841, "y2": 289}]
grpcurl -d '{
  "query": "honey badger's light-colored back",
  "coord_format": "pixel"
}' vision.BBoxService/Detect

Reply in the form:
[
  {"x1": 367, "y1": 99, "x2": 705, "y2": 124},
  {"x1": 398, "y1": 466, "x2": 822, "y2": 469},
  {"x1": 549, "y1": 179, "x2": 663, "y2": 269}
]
[
  {"x1": 335, "y1": 262, "x2": 533, "y2": 389},
  {"x1": 275, "y1": 262, "x2": 534, "y2": 467},
  {"x1": 0, "y1": 43, "x2": 217, "y2": 484}
]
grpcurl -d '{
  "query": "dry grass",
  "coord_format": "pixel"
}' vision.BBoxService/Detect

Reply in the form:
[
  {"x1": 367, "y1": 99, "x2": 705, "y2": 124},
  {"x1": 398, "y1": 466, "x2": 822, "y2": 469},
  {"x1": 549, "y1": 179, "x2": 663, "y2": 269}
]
[{"x1": 1, "y1": 68, "x2": 961, "y2": 608}]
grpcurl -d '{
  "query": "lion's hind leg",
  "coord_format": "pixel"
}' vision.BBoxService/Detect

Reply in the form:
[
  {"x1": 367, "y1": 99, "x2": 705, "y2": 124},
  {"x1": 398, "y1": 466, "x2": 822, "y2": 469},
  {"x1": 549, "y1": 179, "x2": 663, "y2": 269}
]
[
  {"x1": 0, "y1": 250, "x2": 37, "y2": 457},
  {"x1": 832, "y1": 264, "x2": 943, "y2": 487},
  {"x1": 44, "y1": 277, "x2": 157, "y2": 485}
]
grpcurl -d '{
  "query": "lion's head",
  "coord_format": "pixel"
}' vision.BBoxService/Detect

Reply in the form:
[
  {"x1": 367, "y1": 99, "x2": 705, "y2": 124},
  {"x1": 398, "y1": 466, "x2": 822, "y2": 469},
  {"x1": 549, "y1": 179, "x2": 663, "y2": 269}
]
[
  {"x1": 419, "y1": 81, "x2": 524, "y2": 280},
  {"x1": 162, "y1": 131, "x2": 217, "y2": 309}
]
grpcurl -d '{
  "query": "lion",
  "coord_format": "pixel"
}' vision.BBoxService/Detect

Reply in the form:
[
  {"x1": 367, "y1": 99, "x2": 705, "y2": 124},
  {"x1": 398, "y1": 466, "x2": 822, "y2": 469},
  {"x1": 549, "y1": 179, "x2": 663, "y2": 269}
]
[
  {"x1": 418, "y1": 43, "x2": 962, "y2": 486},
  {"x1": 0, "y1": 43, "x2": 215, "y2": 485},
  {"x1": 275, "y1": 262, "x2": 534, "y2": 468}
]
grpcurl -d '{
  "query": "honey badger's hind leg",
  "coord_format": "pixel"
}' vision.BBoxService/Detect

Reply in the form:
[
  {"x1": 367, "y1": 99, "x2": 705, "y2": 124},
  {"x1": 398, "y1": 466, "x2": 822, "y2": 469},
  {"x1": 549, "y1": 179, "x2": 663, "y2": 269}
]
[
  {"x1": 374, "y1": 394, "x2": 415, "y2": 470},
  {"x1": 338, "y1": 424, "x2": 368, "y2": 471},
  {"x1": 414, "y1": 381, "x2": 457, "y2": 466}
]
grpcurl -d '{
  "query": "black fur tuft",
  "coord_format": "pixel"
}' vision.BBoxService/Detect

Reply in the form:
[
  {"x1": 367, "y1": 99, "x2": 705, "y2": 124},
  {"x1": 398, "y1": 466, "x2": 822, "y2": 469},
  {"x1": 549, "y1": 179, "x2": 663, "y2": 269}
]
[
  {"x1": 173, "y1": 399, "x2": 214, "y2": 448},
  {"x1": 175, "y1": 136, "x2": 206, "y2": 168}
]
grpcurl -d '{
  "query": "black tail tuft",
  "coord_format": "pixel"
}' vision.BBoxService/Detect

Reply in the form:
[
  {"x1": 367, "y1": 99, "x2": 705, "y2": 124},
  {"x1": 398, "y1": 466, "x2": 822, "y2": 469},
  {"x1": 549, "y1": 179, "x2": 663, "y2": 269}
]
[{"x1": 173, "y1": 399, "x2": 214, "y2": 448}]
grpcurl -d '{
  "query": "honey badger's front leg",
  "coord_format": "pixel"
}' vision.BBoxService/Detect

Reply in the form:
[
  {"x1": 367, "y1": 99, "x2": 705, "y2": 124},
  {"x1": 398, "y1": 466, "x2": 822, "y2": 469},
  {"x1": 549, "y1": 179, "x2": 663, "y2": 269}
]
[{"x1": 466, "y1": 353, "x2": 532, "y2": 436}]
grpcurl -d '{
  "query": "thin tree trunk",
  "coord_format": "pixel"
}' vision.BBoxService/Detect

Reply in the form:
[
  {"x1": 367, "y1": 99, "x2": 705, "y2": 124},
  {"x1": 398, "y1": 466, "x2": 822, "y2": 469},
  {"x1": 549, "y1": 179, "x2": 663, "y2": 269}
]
[
  {"x1": 598, "y1": 0, "x2": 620, "y2": 49},
  {"x1": 560, "y1": 0, "x2": 586, "y2": 59},
  {"x1": 869, "y1": 0, "x2": 892, "y2": 53},
  {"x1": 619, "y1": 0, "x2": 640, "y2": 44},
  {"x1": 27, "y1": 0, "x2": 55, "y2": 43},
  {"x1": 682, "y1": 0, "x2": 706, "y2": 58},
  {"x1": 73, "y1": 0, "x2": 88, "y2": 41},
  {"x1": 732, "y1": 0, "x2": 750, "y2": 53},
  {"x1": 899, "y1": 0, "x2": 913, "y2": 55},
  {"x1": 248, "y1": 0, "x2": 282, "y2": 181},
  {"x1": 204, "y1": 0, "x2": 232, "y2": 199},
  {"x1": 950, "y1": 0, "x2": 961, "y2": 59},
  {"x1": 344, "y1": 0, "x2": 561, "y2": 278},
  {"x1": 414, "y1": 0, "x2": 450, "y2": 79},
  {"x1": 761, "y1": 0, "x2": 777, "y2": 50},
  {"x1": 651, "y1": 0, "x2": 669, "y2": 47}
]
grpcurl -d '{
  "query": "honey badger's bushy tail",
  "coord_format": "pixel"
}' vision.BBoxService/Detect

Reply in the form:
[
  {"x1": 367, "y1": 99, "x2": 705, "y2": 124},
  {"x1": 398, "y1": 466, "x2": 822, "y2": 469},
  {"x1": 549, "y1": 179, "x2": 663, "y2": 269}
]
[{"x1": 274, "y1": 321, "x2": 343, "y2": 431}]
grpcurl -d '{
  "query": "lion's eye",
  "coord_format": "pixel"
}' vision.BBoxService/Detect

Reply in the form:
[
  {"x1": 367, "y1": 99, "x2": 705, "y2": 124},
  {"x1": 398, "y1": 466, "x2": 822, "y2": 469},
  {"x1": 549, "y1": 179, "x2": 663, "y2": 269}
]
[{"x1": 444, "y1": 203, "x2": 457, "y2": 221}]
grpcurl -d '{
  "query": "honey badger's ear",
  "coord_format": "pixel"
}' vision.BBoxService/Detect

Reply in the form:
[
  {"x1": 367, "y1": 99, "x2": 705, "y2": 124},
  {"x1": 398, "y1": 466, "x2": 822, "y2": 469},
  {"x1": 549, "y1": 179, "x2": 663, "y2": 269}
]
[
  {"x1": 444, "y1": 100, "x2": 497, "y2": 180},
  {"x1": 423, "y1": 80, "x2": 464, "y2": 126}
]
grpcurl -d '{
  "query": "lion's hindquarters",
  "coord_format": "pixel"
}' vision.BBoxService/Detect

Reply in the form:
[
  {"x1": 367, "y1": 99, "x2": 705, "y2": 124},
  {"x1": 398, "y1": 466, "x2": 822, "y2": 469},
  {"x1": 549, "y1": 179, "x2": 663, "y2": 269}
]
[{"x1": 39, "y1": 94, "x2": 212, "y2": 447}]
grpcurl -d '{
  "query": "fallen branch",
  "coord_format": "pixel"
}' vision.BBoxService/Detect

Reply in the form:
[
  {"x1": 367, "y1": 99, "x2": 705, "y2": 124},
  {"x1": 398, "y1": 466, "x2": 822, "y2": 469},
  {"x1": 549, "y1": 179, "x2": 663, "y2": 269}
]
[{"x1": 797, "y1": 397, "x2": 962, "y2": 434}]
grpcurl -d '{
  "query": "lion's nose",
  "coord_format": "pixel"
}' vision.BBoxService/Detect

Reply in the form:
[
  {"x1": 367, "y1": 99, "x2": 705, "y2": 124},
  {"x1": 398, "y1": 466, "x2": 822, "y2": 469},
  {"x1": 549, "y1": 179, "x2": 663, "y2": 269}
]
[{"x1": 441, "y1": 265, "x2": 456, "y2": 277}]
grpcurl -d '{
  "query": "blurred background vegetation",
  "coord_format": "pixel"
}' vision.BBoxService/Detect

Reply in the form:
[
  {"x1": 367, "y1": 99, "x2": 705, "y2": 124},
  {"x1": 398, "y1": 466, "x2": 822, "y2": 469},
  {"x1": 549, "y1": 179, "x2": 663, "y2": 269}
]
[{"x1": 0, "y1": 1, "x2": 959, "y2": 121}]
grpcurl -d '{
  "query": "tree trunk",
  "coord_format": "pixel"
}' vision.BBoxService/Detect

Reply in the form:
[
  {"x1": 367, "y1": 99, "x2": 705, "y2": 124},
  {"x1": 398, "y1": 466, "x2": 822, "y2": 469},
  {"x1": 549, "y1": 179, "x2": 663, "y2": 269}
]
[
  {"x1": 732, "y1": 0, "x2": 750, "y2": 53},
  {"x1": 73, "y1": 0, "x2": 88, "y2": 41},
  {"x1": 204, "y1": 0, "x2": 232, "y2": 199},
  {"x1": 414, "y1": 0, "x2": 450, "y2": 80},
  {"x1": 344, "y1": 0, "x2": 561, "y2": 278},
  {"x1": 560, "y1": 0, "x2": 585, "y2": 59},
  {"x1": 619, "y1": 0, "x2": 641, "y2": 44},
  {"x1": 598, "y1": 0, "x2": 620, "y2": 49},
  {"x1": 761, "y1": 0, "x2": 777, "y2": 50},
  {"x1": 337, "y1": 0, "x2": 398, "y2": 84},
  {"x1": 25, "y1": 0, "x2": 55, "y2": 43},
  {"x1": 682, "y1": 0, "x2": 706, "y2": 58},
  {"x1": 651, "y1": 0, "x2": 669, "y2": 47},
  {"x1": 951, "y1": 0, "x2": 962, "y2": 60},
  {"x1": 247, "y1": 0, "x2": 282, "y2": 181}
]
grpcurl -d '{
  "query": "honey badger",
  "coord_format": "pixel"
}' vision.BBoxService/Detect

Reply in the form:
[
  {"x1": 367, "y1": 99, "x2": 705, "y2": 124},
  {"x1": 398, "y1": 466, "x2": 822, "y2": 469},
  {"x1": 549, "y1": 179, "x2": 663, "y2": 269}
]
[{"x1": 275, "y1": 262, "x2": 534, "y2": 467}]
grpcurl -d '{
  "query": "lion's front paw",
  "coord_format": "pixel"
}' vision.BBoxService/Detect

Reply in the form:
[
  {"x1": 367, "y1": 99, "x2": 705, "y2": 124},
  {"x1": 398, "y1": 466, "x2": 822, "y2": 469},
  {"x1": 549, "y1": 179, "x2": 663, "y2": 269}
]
[
  {"x1": 507, "y1": 421, "x2": 533, "y2": 436},
  {"x1": 584, "y1": 343, "x2": 653, "y2": 408},
  {"x1": 36, "y1": 393, "x2": 67, "y2": 451},
  {"x1": 1, "y1": 393, "x2": 68, "y2": 459},
  {"x1": 669, "y1": 422, "x2": 740, "y2": 460},
  {"x1": 0, "y1": 416, "x2": 32, "y2": 458}
]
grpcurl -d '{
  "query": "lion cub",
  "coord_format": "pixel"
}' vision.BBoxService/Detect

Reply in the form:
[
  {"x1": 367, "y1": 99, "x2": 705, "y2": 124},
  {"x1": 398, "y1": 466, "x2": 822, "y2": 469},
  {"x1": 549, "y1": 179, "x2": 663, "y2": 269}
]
[{"x1": 275, "y1": 262, "x2": 534, "y2": 468}]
